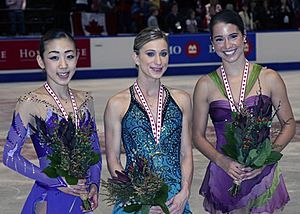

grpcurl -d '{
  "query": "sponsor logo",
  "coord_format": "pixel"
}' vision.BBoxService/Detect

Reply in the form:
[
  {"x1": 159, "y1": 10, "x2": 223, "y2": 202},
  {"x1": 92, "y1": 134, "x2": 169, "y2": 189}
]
[
  {"x1": 169, "y1": 45, "x2": 182, "y2": 55},
  {"x1": 0, "y1": 50, "x2": 7, "y2": 60},
  {"x1": 185, "y1": 41, "x2": 200, "y2": 57}
]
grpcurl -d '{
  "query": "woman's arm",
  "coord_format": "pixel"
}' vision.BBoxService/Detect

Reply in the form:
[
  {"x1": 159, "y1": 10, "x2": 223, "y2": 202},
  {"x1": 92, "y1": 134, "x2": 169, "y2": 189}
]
[
  {"x1": 104, "y1": 92, "x2": 129, "y2": 176},
  {"x1": 3, "y1": 97, "x2": 66, "y2": 188},
  {"x1": 167, "y1": 89, "x2": 193, "y2": 214},
  {"x1": 267, "y1": 69, "x2": 296, "y2": 151}
]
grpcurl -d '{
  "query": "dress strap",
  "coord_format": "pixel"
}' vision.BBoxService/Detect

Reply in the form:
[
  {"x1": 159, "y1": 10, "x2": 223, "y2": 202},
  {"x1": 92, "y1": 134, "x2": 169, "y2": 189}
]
[
  {"x1": 245, "y1": 64, "x2": 262, "y2": 97},
  {"x1": 208, "y1": 70, "x2": 227, "y2": 98},
  {"x1": 129, "y1": 85, "x2": 135, "y2": 100},
  {"x1": 208, "y1": 64, "x2": 262, "y2": 99}
]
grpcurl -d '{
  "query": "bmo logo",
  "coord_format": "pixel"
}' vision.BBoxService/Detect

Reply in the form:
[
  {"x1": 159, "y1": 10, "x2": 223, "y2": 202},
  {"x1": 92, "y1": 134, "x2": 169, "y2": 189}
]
[{"x1": 185, "y1": 41, "x2": 200, "y2": 57}]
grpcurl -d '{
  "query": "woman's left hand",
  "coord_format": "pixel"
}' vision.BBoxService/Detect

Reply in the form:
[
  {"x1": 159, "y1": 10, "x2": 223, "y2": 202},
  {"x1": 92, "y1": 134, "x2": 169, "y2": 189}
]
[
  {"x1": 88, "y1": 184, "x2": 99, "y2": 211},
  {"x1": 242, "y1": 166, "x2": 265, "y2": 181},
  {"x1": 166, "y1": 190, "x2": 188, "y2": 214}
]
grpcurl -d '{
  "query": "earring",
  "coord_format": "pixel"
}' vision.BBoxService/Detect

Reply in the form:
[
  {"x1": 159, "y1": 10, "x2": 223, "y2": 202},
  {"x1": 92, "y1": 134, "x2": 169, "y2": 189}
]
[{"x1": 244, "y1": 38, "x2": 247, "y2": 44}]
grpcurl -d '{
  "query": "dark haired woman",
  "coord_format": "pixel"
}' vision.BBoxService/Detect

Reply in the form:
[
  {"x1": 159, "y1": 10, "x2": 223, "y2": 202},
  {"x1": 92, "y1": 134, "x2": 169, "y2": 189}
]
[
  {"x1": 193, "y1": 10, "x2": 295, "y2": 213},
  {"x1": 3, "y1": 29, "x2": 102, "y2": 213}
]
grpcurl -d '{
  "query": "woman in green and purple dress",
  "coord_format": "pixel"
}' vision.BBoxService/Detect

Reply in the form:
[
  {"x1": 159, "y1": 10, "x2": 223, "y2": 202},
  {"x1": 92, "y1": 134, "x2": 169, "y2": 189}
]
[{"x1": 192, "y1": 9, "x2": 296, "y2": 213}]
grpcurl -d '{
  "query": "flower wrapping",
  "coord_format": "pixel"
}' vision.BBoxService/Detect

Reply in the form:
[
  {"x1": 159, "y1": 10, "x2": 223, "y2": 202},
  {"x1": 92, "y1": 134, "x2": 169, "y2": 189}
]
[
  {"x1": 221, "y1": 92, "x2": 283, "y2": 197},
  {"x1": 101, "y1": 156, "x2": 170, "y2": 214},
  {"x1": 29, "y1": 111, "x2": 100, "y2": 211}
]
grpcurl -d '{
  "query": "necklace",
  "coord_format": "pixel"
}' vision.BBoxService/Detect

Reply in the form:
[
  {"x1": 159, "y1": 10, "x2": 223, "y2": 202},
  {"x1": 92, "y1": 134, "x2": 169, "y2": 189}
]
[
  {"x1": 220, "y1": 60, "x2": 249, "y2": 112},
  {"x1": 134, "y1": 81, "x2": 164, "y2": 144},
  {"x1": 44, "y1": 82, "x2": 78, "y2": 125}
]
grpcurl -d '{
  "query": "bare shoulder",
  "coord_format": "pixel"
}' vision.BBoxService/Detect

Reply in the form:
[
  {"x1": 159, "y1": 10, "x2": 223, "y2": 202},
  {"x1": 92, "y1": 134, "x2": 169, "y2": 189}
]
[
  {"x1": 168, "y1": 87, "x2": 191, "y2": 103},
  {"x1": 108, "y1": 88, "x2": 130, "y2": 106},
  {"x1": 105, "y1": 88, "x2": 131, "y2": 116},
  {"x1": 167, "y1": 87, "x2": 191, "y2": 112},
  {"x1": 261, "y1": 67, "x2": 282, "y2": 81},
  {"x1": 193, "y1": 74, "x2": 213, "y2": 102},
  {"x1": 194, "y1": 74, "x2": 211, "y2": 91},
  {"x1": 260, "y1": 67, "x2": 285, "y2": 87}
]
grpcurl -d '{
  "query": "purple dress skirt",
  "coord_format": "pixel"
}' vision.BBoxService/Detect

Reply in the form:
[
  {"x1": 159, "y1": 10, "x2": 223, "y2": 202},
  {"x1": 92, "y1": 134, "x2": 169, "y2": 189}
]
[
  {"x1": 200, "y1": 96, "x2": 289, "y2": 213},
  {"x1": 3, "y1": 110, "x2": 102, "y2": 213}
]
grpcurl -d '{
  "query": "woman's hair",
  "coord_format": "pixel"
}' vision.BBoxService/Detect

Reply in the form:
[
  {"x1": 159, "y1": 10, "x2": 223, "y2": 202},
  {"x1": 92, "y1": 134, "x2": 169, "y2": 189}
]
[
  {"x1": 39, "y1": 29, "x2": 76, "y2": 59},
  {"x1": 209, "y1": 9, "x2": 245, "y2": 36},
  {"x1": 133, "y1": 27, "x2": 169, "y2": 54}
]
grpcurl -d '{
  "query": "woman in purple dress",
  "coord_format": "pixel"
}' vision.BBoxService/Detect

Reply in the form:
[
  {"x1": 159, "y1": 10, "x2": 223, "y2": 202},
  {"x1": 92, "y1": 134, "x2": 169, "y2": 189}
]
[
  {"x1": 192, "y1": 10, "x2": 296, "y2": 213},
  {"x1": 2, "y1": 29, "x2": 101, "y2": 213}
]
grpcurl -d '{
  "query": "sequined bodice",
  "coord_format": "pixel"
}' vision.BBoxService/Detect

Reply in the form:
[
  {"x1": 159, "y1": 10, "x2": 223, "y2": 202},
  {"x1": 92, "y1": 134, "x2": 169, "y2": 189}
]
[{"x1": 121, "y1": 86, "x2": 183, "y2": 184}]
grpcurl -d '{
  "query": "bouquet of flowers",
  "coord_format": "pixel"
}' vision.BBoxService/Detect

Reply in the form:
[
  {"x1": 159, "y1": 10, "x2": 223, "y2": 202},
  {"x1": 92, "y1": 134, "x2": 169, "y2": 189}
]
[
  {"x1": 29, "y1": 111, "x2": 100, "y2": 211},
  {"x1": 101, "y1": 156, "x2": 170, "y2": 214},
  {"x1": 222, "y1": 92, "x2": 283, "y2": 197}
]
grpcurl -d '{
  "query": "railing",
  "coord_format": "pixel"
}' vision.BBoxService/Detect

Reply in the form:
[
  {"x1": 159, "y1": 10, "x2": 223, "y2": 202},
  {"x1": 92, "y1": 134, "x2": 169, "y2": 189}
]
[{"x1": 0, "y1": 8, "x2": 55, "y2": 36}]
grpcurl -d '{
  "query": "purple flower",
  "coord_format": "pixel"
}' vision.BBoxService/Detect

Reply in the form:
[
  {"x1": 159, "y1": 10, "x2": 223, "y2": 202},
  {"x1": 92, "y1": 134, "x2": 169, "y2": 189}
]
[
  {"x1": 108, "y1": 170, "x2": 131, "y2": 184},
  {"x1": 254, "y1": 94, "x2": 272, "y2": 118}
]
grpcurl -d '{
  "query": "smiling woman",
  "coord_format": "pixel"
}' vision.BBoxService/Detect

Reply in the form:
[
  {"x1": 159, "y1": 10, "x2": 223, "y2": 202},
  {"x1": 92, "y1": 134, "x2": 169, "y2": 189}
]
[
  {"x1": 104, "y1": 27, "x2": 193, "y2": 214},
  {"x1": 2, "y1": 29, "x2": 102, "y2": 213},
  {"x1": 192, "y1": 9, "x2": 296, "y2": 213}
]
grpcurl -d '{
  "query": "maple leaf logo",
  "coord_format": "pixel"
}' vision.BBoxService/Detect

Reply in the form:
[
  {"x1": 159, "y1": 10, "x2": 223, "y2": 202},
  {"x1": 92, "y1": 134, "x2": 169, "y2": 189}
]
[{"x1": 84, "y1": 19, "x2": 104, "y2": 35}]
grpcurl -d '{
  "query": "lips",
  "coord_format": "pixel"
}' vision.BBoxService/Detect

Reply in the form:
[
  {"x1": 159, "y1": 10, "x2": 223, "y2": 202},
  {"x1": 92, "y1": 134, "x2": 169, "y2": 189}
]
[
  {"x1": 223, "y1": 50, "x2": 235, "y2": 56},
  {"x1": 57, "y1": 71, "x2": 70, "y2": 78},
  {"x1": 151, "y1": 67, "x2": 163, "y2": 72}
]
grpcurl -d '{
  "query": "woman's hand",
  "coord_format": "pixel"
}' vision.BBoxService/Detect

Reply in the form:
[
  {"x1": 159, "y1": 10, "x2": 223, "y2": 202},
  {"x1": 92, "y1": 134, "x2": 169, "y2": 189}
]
[
  {"x1": 149, "y1": 206, "x2": 164, "y2": 214},
  {"x1": 58, "y1": 179, "x2": 88, "y2": 197},
  {"x1": 87, "y1": 184, "x2": 99, "y2": 211},
  {"x1": 166, "y1": 189, "x2": 189, "y2": 214},
  {"x1": 217, "y1": 155, "x2": 245, "y2": 181},
  {"x1": 242, "y1": 166, "x2": 265, "y2": 181}
]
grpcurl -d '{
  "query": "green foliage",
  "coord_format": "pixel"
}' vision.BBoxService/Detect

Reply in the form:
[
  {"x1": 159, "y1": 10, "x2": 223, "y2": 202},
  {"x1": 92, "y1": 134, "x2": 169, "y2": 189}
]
[
  {"x1": 221, "y1": 94, "x2": 282, "y2": 197},
  {"x1": 30, "y1": 111, "x2": 100, "y2": 186},
  {"x1": 101, "y1": 157, "x2": 170, "y2": 214}
]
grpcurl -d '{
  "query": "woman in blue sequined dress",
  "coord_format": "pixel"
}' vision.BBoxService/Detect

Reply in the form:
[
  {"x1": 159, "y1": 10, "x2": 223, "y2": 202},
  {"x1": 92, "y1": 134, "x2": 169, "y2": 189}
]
[
  {"x1": 2, "y1": 29, "x2": 101, "y2": 213},
  {"x1": 104, "y1": 27, "x2": 193, "y2": 214}
]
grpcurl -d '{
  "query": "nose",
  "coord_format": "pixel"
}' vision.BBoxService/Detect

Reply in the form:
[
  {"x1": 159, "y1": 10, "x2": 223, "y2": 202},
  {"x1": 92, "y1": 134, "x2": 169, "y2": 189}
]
[
  {"x1": 224, "y1": 38, "x2": 232, "y2": 49},
  {"x1": 59, "y1": 57, "x2": 67, "y2": 68},
  {"x1": 154, "y1": 54, "x2": 162, "y2": 65}
]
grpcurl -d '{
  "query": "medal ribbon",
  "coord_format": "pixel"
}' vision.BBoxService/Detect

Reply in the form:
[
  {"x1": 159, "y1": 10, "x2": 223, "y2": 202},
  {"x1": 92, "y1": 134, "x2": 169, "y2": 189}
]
[
  {"x1": 134, "y1": 81, "x2": 164, "y2": 144},
  {"x1": 221, "y1": 60, "x2": 249, "y2": 112},
  {"x1": 44, "y1": 82, "x2": 78, "y2": 125}
]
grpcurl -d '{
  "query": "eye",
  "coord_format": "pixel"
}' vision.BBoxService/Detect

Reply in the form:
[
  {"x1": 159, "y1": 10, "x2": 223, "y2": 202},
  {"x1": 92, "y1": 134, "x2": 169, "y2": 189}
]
[
  {"x1": 214, "y1": 37, "x2": 224, "y2": 43},
  {"x1": 146, "y1": 51, "x2": 155, "y2": 57},
  {"x1": 229, "y1": 33, "x2": 239, "y2": 40},
  {"x1": 49, "y1": 55, "x2": 59, "y2": 61},
  {"x1": 160, "y1": 51, "x2": 168, "y2": 57},
  {"x1": 66, "y1": 54, "x2": 75, "y2": 60}
]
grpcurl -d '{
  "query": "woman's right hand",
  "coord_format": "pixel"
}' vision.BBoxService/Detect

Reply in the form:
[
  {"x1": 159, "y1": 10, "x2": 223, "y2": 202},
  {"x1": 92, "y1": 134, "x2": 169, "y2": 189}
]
[
  {"x1": 58, "y1": 179, "x2": 88, "y2": 197},
  {"x1": 149, "y1": 206, "x2": 164, "y2": 214},
  {"x1": 216, "y1": 155, "x2": 245, "y2": 181}
]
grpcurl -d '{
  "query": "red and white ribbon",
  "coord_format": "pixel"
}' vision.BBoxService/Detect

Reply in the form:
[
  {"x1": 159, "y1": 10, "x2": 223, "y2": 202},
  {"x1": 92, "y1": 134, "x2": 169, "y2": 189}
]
[
  {"x1": 44, "y1": 82, "x2": 78, "y2": 125},
  {"x1": 134, "y1": 81, "x2": 164, "y2": 144},
  {"x1": 221, "y1": 60, "x2": 249, "y2": 112}
]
